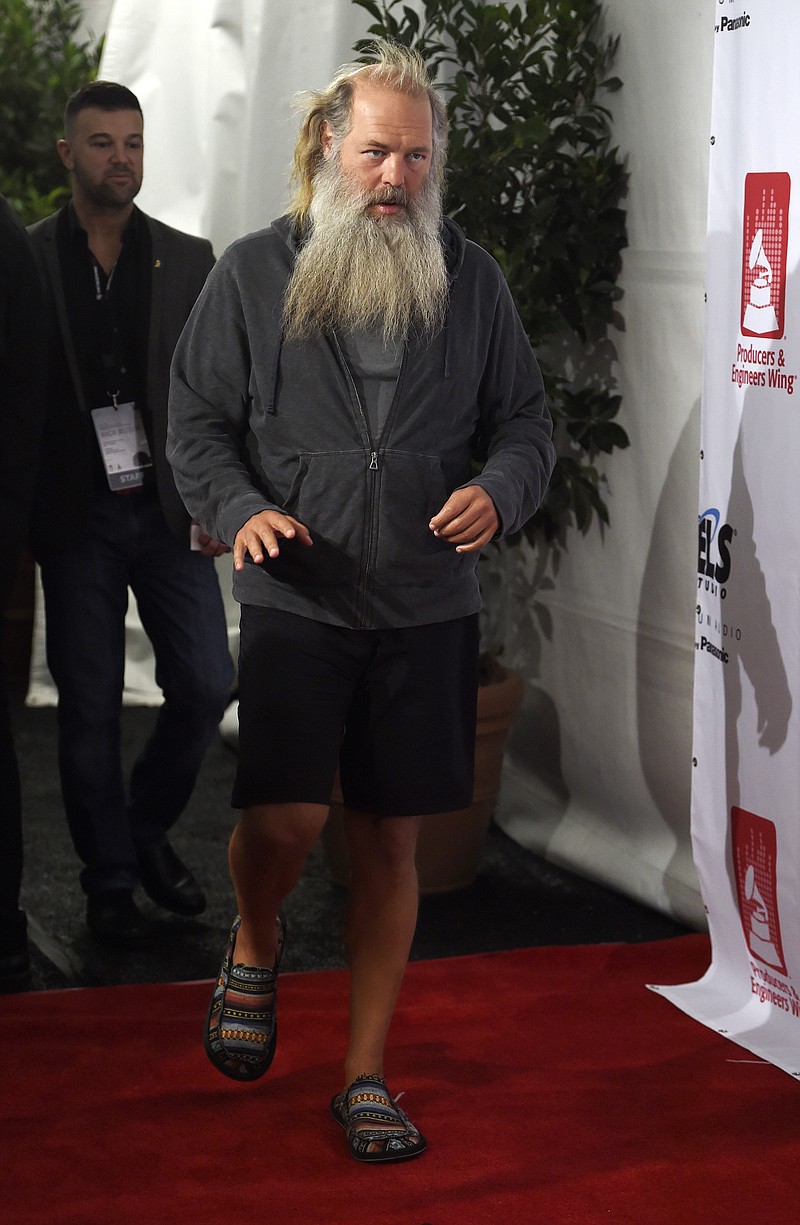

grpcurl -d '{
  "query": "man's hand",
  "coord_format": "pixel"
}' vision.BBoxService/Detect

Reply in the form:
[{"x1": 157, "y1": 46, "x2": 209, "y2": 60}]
[
  {"x1": 191, "y1": 522, "x2": 231, "y2": 558},
  {"x1": 233, "y1": 510, "x2": 313, "y2": 571},
  {"x1": 429, "y1": 485, "x2": 499, "y2": 553}
]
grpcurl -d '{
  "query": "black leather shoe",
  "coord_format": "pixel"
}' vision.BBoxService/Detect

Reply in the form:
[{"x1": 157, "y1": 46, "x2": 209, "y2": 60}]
[
  {"x1": 136, "y1": 842, "x2": 206, "y2": 916},
  {"x1": 86, "y1": 889, "x2": 157, "y2": 948},
  {"x1": 0, "y1": 948, "x2": 30, "y2": 993},
  {"x1": 0, "y1": 910, "x2": 31, "y2": 993}
]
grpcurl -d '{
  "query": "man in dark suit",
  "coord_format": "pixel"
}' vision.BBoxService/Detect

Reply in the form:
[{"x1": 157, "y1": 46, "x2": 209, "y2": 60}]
[
  {"x1": 28, "y1": 82, "x2": 233, "y2": 948},
  {"x1": 0, "y1": 195, "x2": 44, "y2": 989}
]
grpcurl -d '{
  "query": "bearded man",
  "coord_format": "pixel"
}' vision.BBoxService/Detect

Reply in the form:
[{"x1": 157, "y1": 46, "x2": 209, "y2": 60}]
[{"x1": 167, "y1": 40, "x2": 555, "y2": 1163}]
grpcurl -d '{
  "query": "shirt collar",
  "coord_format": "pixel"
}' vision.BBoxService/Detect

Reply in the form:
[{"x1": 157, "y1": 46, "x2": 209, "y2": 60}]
[{"x1": 66, "y1": 200, "x2": 143, "y2": 249}]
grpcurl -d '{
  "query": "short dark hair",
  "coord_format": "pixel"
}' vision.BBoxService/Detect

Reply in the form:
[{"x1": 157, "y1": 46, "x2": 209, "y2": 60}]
[{"x1": 64, "y1": 81, "x2": 142, "y2": 136}]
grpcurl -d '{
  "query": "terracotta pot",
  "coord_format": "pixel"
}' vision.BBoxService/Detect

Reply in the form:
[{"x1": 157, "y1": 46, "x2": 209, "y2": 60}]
[{"x1": 321, "y1": 663, "x2": 524, "y2": 893}]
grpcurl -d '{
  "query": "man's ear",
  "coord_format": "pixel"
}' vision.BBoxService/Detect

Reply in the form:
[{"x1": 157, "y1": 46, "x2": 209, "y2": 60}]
[
  {"x1": 320, "y1": 121, "x2": 334, "y2": 160},
  {"x1": 56, "y1": 138, "x2": 73, "y2": 171}
]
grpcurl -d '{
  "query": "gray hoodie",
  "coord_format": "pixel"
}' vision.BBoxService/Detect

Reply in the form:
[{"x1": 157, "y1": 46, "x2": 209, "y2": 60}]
[{"x1": 167, "y1": 215, "x2": 554, "y2": 630}]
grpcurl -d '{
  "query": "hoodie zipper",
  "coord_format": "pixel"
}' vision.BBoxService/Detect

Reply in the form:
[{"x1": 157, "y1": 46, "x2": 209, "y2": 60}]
[{"x1": 331, "y1": 333, "x2": 383, "y2": 628}]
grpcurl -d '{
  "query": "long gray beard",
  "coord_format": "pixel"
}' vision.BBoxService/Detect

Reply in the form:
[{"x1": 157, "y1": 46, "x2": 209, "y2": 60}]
[{"x1": 283, "y1": 159, "x2": 448, "y2": 345}]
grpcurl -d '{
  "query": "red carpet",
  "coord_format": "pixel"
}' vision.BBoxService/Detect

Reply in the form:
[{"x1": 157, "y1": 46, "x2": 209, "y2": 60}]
[{"x1": 2, "y1": 935, "x2": 799, "y2": 1224}]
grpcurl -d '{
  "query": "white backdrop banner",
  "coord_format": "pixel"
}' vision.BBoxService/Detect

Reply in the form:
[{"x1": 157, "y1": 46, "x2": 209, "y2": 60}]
[{"x1": 651, "y1": 1, "x2": 800, "y2": 1078}]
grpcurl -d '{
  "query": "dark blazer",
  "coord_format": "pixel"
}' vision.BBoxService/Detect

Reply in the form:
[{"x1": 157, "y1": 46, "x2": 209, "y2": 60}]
[
  {"x1": 1, "y1": 196, "x2": 45, "y2": 570},
  {"x1": 27, "y1": 206, "x2": 214, "y2": 556}
]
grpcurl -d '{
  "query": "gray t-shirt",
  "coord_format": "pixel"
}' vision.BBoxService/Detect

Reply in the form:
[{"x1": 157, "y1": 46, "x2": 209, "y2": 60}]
[{"x1": 339, "y1": 328, "x2": 402, "y2": 440}]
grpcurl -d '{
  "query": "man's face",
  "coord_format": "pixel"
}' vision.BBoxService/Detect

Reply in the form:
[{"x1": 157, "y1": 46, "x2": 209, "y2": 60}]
[
  {"x1": 324, "y1": 82, "x2": 433, "y2": 220},
  {"x1": 57, "y1": 107, "x2": 144, "y2": 211}
]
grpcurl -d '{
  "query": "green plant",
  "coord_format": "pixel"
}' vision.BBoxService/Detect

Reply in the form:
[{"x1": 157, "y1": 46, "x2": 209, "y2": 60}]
[
  {"x1": 352, "y1": 0, "x2": 629, "y2": 556},
  {"x1": 0, "y1": 0, "x2": 102, "y2": 224}
]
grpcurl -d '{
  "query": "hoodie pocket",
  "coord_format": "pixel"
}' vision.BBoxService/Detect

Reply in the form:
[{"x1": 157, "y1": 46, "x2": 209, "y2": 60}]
[
  {"x1": 374, "y1": 451, "x2": 463, "y2": 587},
  {"x1": 264, "y1": 450, "x2": 366, "y2": 587}
]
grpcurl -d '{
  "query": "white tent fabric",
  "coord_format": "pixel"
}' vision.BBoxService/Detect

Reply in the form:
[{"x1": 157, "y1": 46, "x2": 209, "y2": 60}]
[
  {"x1": 32, "y1": 0, "x2": 714, "y2": 926},
  {"x1": 497, "y1": 1, "x2": 713, "y2": 927},
  {"x1": 100, "y1": 0, "x2": 371, "y2": 247}
]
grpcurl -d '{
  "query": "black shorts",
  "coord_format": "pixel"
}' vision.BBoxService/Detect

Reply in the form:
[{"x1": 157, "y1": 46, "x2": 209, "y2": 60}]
[{"x1": 232, "y1": 606, "x2": 479, "y2": 815}]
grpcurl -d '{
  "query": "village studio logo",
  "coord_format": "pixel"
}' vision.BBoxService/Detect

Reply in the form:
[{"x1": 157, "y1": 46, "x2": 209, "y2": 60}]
[
  {"x1": 696, "y1": 508, "x2": 735, "y2": 664},
  {"x1": 741, "y1": 173, "x2": 790, "y2": 340},
  {"x1": 698, "y1": 507, "x2": 732, "y2": 593}
]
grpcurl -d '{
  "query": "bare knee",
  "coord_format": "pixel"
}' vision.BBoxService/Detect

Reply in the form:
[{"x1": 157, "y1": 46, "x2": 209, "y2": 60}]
[
  {"x1": 236, "y1": 802, "x2": 329, "y2": 862},
  {"x1": 343, "y1": 811, "x2": 420, "y2": 883}
]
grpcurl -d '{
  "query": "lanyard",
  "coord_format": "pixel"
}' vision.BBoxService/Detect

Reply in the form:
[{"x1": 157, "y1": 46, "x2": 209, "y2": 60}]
[
  {"x1": 92, "y1": 261, "x2": 117, "y2": 301},
  {"x1": 91, "y1": 260, "x2": 122, "y2": 405}
]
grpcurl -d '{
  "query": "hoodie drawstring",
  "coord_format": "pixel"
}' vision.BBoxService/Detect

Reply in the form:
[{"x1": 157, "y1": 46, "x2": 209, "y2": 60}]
[{"x1": 266, "y1": 330, "x2": 283, "y2": 414}]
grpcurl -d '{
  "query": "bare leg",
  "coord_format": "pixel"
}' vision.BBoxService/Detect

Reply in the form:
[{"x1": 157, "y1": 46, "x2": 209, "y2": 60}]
[
  {"x1": 341, "y1": 809, "x2": 421, "y2": 1087},
  {"x1": 205, "y1": 801, "x2": 329, "y2": 1082},
  {"x1": 228, "y1": 801, "x2": 328, "y2": 966}
]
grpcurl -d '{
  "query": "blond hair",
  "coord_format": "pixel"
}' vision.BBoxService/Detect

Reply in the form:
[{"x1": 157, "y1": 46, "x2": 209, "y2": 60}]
[{"x1": 288, "y1": 39, "x2": 448, "y2": 226}]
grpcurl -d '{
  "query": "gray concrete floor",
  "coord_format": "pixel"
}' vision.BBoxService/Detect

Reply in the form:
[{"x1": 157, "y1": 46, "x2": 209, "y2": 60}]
[{"x1": 12, "y1": 701, "x2": 691, "y2": 992}]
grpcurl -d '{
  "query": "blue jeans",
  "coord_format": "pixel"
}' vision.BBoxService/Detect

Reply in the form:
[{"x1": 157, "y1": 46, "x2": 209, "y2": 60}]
[{"x1": 40, "y1": 485, "x2": 233, "y2": 894}]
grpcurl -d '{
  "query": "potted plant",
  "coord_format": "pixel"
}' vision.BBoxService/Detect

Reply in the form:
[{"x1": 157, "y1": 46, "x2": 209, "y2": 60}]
[
  {"x1": 0, "y1": 0, "x2": 101, "y2": 224},
  {"x1": 324, "y1": 0, "x2": 629, "y2": 890}
]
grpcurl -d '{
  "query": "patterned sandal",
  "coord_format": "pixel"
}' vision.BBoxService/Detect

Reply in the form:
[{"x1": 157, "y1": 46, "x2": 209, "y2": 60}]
[
  {"x1": 330, "y1": 1074, "x2": 427, "y2": 1163},
  {"x1": 203, "y1": 913, "x2": 285, "y2": 1081}
]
